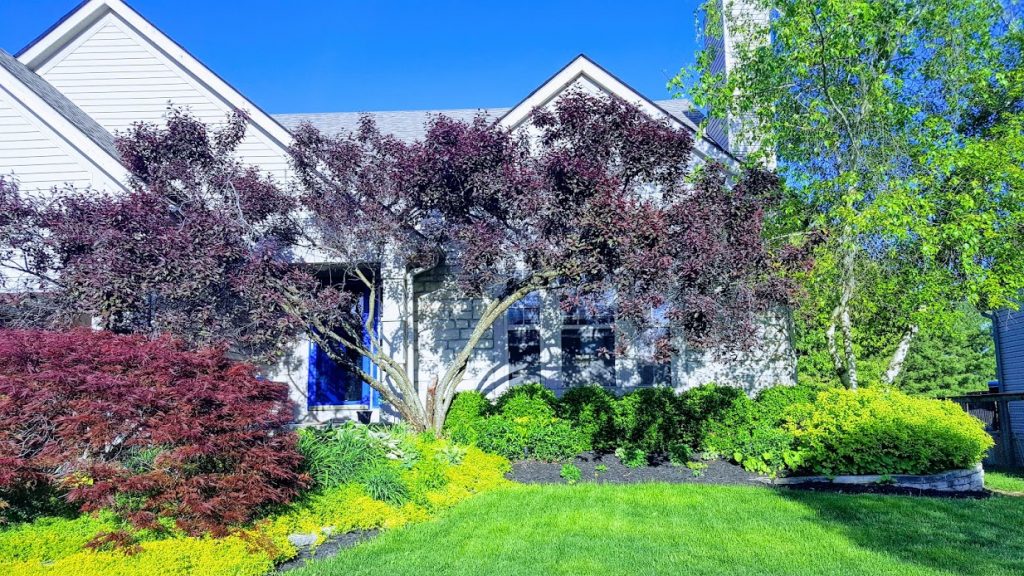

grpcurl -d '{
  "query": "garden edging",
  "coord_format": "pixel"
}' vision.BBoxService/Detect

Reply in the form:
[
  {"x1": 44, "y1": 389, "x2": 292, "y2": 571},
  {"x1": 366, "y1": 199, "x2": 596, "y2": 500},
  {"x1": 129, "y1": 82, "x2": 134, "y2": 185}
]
[{"x1": 763, "y1": 464, "x2": 984, "y2": 492}]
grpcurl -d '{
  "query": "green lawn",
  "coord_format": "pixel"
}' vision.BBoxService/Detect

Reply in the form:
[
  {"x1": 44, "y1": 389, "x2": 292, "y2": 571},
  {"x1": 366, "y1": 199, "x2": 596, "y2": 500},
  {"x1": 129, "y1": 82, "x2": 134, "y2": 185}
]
[
  {"x1": 289, "y1": 483, "x2": 1024, "y2": 576},
  {"x1": 986, "y1": 469, "x2": 1024, "y2": 494}
]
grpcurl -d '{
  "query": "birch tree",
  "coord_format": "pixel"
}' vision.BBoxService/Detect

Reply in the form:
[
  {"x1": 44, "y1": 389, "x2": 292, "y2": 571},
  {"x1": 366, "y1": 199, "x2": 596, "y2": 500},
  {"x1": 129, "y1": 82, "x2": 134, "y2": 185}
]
[{"x1": 675, "y1": 0, "x2": 1024, "y2": 387}]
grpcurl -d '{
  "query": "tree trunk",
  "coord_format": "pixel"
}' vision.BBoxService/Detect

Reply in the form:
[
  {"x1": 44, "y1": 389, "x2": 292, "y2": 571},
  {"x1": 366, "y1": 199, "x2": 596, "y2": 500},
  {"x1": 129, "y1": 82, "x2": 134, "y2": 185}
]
[
  {"x1": 882, "y1": 324, "x2": 918, "y2": 385},
  {"x1": 826, "y1": 308, "x2": 851, "y2": 389},
  {"x1": 838, "y1": 241, "x2": 858, "y2": 390},
  {"x1": 840, "y1": 302, "x2": 857, "y2": 390}
]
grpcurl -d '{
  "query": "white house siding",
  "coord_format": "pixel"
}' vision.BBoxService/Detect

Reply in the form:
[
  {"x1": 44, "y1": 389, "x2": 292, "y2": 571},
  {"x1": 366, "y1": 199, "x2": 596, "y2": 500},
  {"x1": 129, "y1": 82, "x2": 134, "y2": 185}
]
[
  {"x1": 0, "y1": 85, "x2": 112, "y2": 194},
  {"x1": 703, "y1": 0, "x2": 771, "y2": 158},
  {"x1": 413, "y1": 268, "x2": 510, "y2": 401},
  {"x1": 0, "y1": 85, "x2": 123, "y2": 291},
  {"x1": 673, "y1": 310, "x2": 796, "y2": 394},
  {"x1": 994, "y1": 308, "x2": 1024, "y2": 455},
  {"x1": 34, "y1": 11, "x2": 291, "y2": 180}
]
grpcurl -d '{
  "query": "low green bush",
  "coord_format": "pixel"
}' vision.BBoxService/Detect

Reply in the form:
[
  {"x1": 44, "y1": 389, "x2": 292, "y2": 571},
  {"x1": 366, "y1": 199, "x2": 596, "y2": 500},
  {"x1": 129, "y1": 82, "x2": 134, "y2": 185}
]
[
  {"x1": 472, "y1": 416, "x2": 527, "y2": 460},
  {"x1": 613, "y1": 387, "x2": 688, "y2": 463},
  {"x1": 494, "y1": 383, "x2": 557, "y2": 414},
  {"x1": 614, "y1": 446, "x2": 648, "y2": 468},
  {"x1": 560, "y1": 463, "x2": 582, "y2": 485},
  {"x1": 443, "y1": 391, "x2": 492, "y2": 445},
  {"x1": 702, "y1": 384, "x2": 816, "y2": 476},
  {"x1": 785, "y1": 388, "x2": 994, "y2": 476},
  {"x1": 473, "y1": 413, "x2": 586, "y2": 462},
  {"x1": 499, "y1": 392, "x2": 557, "y2": 421},
  {"x1": 449, "y1": 384, "x2": 586, "y2": 462},
  {"x1": 556, "y1": 386, "x2": 617, "y2": 452},
  {"x1": 522, "y1": 418, "x2": 587, "y2": 461},
  {"x1": 678, "y1": 384, "x2": 748, "y2": 449}
]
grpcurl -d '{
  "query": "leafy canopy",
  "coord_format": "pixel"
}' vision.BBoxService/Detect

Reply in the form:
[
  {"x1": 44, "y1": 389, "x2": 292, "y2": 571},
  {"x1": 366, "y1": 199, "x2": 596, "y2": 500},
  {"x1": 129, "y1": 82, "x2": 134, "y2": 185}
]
[
  {"x1": 0, "y1": 92, "x2": 795, "y2": 430},
  {"x1": 675, "y1": 0, "x2": 1024, "y2": 388}
]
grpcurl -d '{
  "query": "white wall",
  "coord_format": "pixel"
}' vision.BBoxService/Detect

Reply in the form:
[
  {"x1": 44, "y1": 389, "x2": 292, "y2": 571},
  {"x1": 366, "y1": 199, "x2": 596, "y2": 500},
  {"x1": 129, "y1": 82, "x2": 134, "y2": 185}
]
[
  {"x1": 0, "y1": 84, "x2": 119, "y2": 194},
  {"x1": 704, "y1": 0, "x2": 771, "y2": 159},
  {"x1": 34, "y1": 10, "x2": 291, "y2": 180}
]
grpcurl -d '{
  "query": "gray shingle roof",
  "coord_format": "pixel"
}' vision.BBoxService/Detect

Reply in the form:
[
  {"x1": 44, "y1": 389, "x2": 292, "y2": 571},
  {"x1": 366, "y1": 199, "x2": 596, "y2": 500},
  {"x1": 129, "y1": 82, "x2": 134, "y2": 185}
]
[
  {"x1": 655, "y1": 98, "x2": 706, "y2": 127},
  {"x1": 272, "y1": 99, "x2": 704, "y2": 142},
  {"x1": 274, "y1": 107, "x2": 509, "y2": 142},
  {"x1": 0, "y1": 49, "x2": 119, "y2": 160}
]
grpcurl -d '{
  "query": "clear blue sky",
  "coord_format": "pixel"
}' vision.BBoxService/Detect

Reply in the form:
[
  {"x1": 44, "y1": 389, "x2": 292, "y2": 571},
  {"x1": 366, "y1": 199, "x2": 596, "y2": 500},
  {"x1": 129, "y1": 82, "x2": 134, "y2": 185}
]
[{"x1": 1, "y1": 1, "x2": 704, "y2": 114}]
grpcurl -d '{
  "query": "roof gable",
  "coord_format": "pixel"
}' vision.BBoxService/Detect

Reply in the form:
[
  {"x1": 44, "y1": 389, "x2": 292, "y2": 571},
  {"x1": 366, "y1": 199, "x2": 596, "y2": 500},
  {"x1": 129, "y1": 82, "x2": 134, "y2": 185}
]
[
  {"x1": 17, "y1": 0, "x2": 293, "y2": 164},
  {"x1": 498, "y1": 54, "x2": 736, "y2": 166},
  {"x1": 0, "y1": 49, "x2": 126, "y2": 192}
]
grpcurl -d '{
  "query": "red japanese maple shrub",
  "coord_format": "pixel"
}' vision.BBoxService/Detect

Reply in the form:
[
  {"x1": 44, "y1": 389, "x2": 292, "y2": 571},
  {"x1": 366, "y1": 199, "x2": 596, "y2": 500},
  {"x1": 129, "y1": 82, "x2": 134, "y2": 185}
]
[{"x1": 0, "y1": 328, "x2": 306, "y2": 536}]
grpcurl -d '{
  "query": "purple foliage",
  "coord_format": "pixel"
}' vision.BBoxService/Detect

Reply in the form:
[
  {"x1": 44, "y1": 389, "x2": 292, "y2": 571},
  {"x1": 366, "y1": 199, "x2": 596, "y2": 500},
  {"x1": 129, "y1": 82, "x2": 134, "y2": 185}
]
[{"x1": 0, "y1": 93, "x2": 798, "y2": 430}]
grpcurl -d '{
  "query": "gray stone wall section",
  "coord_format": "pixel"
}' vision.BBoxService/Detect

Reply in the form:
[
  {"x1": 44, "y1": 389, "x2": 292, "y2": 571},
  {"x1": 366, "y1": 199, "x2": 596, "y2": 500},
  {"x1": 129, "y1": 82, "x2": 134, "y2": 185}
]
[
  {"x1": 769, "y1": 464, "x2": 985, "y2": 492},
  {"x1": 412, "y1": 267, "x2": 507, "y2": 397}
]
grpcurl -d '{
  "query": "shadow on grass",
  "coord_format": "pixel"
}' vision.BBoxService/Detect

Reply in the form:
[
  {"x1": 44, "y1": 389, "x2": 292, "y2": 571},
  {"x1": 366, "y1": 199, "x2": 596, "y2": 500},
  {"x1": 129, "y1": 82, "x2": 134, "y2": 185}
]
[
  {"x1": 778, "y1": 488, "x2": 1024, "y2": 575},
  {"x1": 985, "y1": 467, "x2": 1024, "y2": 493}
]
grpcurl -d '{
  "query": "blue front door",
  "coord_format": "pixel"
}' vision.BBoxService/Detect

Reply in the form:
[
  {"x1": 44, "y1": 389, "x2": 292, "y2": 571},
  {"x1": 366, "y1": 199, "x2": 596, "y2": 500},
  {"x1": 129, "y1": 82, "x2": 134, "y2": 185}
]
[{"x1": 307, "y1": 285, "x2": 378, "y2": 408}]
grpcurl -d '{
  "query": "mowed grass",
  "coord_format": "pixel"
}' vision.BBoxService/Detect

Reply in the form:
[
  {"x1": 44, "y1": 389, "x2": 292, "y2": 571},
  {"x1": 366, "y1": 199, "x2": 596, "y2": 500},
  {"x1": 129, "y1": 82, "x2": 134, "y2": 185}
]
[
  {"x1": 289, "y1": 483, "x2": 1024, "y2": 576},
  {"x1": 986, "y1": 469, "x2": 1024, "y2": 494}
]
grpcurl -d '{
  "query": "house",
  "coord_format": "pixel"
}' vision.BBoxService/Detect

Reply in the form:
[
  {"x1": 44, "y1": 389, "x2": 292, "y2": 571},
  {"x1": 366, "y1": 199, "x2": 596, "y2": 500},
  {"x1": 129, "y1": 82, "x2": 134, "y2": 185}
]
[
  {"x1": 991, "y1": 309, "x2": 1024, "y2": 458},
  {"x1": 0, "y1": 0, "x2": 795, "y2": 425}
]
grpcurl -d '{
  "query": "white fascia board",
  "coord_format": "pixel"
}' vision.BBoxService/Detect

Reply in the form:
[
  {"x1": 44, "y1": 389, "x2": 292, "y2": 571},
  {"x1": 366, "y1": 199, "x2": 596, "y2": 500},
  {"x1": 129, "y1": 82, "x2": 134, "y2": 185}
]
[
  {"x1": 18, "y1": 0, "x2": 294, "y2": 149},
  {"x1": 0, "y1": 66, "x2": 128, "y2": 190},
  {"x1": 499, "y1": 55, "x2": 737, "y2": 168}
]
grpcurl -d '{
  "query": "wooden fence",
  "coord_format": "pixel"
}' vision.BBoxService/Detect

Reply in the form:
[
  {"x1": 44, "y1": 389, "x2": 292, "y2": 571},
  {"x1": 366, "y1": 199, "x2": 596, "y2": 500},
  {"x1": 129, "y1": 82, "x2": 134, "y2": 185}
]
[{"x1": 946, "y1": 392, "x2": 1024, "y2": 468}]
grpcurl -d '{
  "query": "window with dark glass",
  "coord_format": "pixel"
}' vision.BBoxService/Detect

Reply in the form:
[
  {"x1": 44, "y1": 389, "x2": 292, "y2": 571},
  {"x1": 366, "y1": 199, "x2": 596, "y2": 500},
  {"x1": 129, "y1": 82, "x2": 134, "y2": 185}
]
[
  {"x1": 561, "y1": 299, "x2": 616, "y2": 387},
  {"x1": 635, "y1": 315, "x2": 672, "y2": 388},
  {"x1": 507, "y1": 292, "x2": 542, "y2": 383}
]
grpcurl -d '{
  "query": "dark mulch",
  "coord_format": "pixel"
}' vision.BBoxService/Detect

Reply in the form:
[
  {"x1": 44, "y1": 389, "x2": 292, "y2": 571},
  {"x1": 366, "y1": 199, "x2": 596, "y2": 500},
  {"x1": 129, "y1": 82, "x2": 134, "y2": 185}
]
[
  {"x1": 276, "y1": 530, "x2": 379, "y2": 573},
  {"x1": 508, "y1": 452, "x2": 763, "y2": 486},
  {"x1": 509, "y1": 452, "x2": 991, "y2": 499}
]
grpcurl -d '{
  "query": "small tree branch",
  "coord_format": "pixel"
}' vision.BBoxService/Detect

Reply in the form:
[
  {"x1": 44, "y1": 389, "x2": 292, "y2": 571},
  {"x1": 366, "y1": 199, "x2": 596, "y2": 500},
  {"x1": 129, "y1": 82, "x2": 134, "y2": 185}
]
[{"x1": 882, "y1": 324, "x2": 919, "y2": 386}]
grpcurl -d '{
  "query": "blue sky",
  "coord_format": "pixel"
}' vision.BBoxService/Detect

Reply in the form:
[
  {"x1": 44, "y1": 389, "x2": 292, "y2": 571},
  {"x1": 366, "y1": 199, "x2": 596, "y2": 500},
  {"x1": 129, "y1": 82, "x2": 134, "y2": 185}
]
[{"x1": 1, "y1": 1, "x2": 704, "y2": 114}]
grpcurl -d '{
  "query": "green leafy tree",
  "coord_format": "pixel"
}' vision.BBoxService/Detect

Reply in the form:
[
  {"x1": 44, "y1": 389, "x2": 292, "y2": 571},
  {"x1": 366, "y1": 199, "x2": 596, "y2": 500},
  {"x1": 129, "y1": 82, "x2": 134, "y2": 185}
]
[
  {"x1": 797, "y1": 302, "x2": 996, "y2": 396},
  {"x1": 674, "y1": 0, "x2": 1024, "y2": 388},
  {"x1": 895, "y1": 306, "x2": 995, "y2": 398}
]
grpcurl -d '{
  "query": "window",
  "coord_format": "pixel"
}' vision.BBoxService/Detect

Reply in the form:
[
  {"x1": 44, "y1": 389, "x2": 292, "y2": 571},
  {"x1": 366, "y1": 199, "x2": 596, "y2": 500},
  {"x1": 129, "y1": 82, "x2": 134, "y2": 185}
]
[
  {"x1": 507, "y1": 292, "x2": 542, "y2": 384},
  {"x1": 561, "y1": 299, "x2": 616, "y2": 387},
  {"x1": 308, "y1": 337, "x2": 367, "y2": 405},
  {"x1": 637, "y1": 360, "x2": 672, "y2": 387},
  {"x1": 307, "y1": 275, "x2": 376, "y2": 408},
  {"x1": 635, "y1": 323, "x2": 672, "y2": 388}
]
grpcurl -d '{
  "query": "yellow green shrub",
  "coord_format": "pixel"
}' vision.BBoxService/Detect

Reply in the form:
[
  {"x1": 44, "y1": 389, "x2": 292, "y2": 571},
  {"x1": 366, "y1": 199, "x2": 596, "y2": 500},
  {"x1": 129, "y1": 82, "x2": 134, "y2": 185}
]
[
  {"x1": 4, "y1": 535, "x2": 273, "y2": 576},
  {"x1": 785, "y1": 388, "x2": 994, "y2": 475},
  {"x1": 0, "y1": 513, "x2": 117, "y2": 564},
  {"x1": 0, "y1": 436, "x2": 510, "y2": 576}
]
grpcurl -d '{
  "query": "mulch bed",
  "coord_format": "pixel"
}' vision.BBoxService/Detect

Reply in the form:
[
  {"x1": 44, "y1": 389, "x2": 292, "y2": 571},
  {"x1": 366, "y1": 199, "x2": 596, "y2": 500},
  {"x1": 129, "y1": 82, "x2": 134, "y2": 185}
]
[
  {"x1": 276, "y1": 530, "x2": 379, "y2": 573},
  {"x1": 508, "y1": 452, "x2": 991, "y2": 499},
  {"x1": 509, "y1": 452, "x2": 763, "y2": 486}
]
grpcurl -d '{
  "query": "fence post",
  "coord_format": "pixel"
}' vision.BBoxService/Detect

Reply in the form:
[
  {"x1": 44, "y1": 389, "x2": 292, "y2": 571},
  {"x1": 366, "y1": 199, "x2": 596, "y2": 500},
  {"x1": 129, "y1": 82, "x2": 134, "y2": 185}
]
[{"x1": 998, "y1": 398, "x2": 1016, "y2": 467}]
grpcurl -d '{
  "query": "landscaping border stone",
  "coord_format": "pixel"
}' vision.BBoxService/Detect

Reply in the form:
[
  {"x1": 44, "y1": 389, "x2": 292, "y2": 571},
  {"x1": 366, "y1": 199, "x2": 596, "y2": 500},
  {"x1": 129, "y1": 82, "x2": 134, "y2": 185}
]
[
  {"x1": 276, "y1": 530, "x2": 380, "y2": 573},
  {"x1": 765, "y1": 464, "x2": 984, "y2": 492}
]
